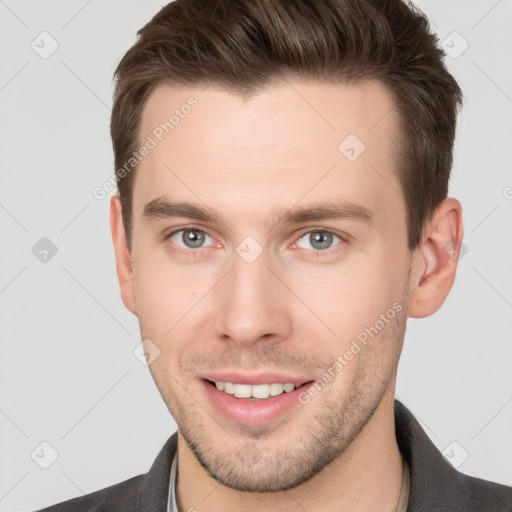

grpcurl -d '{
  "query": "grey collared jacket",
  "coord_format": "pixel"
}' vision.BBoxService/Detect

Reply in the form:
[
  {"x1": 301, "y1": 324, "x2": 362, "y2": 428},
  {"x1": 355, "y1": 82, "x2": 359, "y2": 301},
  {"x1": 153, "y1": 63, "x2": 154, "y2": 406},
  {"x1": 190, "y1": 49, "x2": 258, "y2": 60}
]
[{"x1": 34, "y1": 401, "x2": 512, "y2": 511}]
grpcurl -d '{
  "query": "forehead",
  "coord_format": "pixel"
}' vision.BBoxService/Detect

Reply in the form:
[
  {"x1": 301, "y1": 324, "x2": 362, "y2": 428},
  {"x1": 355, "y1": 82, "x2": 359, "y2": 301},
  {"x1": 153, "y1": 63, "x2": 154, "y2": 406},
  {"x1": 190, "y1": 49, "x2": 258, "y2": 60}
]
[
  {"x1": 134, "y1": 78, "x2": 401, "y2": 224},
  {"x1": 140, "y1": 78, "x2": 398, "y2": 149}
]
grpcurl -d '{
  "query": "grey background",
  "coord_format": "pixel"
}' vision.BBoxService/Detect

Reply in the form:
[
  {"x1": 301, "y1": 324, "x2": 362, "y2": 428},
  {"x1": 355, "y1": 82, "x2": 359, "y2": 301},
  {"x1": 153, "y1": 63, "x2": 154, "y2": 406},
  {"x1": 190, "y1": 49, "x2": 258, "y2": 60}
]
[{"x1": 0, "y1": 1, "x2": 511, "y2": 510}]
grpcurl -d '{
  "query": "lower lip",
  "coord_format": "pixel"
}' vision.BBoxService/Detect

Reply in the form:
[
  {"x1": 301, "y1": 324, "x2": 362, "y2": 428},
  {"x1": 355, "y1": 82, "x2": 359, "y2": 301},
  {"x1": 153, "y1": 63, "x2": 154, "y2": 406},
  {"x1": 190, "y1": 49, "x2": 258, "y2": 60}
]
[{"x1": 201, "y1": 380, "x2": 311, "y2": 427}]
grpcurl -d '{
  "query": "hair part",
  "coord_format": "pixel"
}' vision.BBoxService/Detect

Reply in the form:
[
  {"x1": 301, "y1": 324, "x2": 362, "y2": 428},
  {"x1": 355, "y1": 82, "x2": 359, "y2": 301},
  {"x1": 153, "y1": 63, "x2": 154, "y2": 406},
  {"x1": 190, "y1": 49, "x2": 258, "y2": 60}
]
[{"x1": 110, "y1": 0, "x2": 462, "y2": 251}]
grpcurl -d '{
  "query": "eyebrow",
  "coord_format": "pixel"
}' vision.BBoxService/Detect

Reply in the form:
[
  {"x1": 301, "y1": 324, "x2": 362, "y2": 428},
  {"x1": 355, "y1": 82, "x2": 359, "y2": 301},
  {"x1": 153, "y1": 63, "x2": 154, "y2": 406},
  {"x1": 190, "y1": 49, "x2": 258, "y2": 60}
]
[{"x1": 143, "y1": 196, "x2": 373, "y2": 228}]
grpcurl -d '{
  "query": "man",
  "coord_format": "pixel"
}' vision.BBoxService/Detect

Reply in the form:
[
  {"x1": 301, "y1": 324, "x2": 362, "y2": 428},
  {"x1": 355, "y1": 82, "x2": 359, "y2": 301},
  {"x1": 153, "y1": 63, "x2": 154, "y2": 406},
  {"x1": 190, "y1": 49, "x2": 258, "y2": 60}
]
[{"x1": 36, "y1": 0, "x2": 512, "y2": 510}]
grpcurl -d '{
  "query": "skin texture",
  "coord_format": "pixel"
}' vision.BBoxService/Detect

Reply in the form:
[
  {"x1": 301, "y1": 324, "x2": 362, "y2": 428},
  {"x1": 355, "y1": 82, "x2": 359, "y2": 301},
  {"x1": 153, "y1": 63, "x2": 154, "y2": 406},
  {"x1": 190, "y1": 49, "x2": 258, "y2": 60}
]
[{"x1": 110, "y1": 78, "x2": 463, "y2": 512}]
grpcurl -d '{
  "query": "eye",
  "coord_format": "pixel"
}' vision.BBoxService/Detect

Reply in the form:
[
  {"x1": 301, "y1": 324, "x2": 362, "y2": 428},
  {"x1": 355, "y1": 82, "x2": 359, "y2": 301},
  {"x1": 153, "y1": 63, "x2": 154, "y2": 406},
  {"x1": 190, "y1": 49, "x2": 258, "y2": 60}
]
[
  {"x1": 167, "y1": 228, "x2": 217, "y2": 251},
  {"x1": 295, "y1": 230, "x2": 343, "y2": 252}
]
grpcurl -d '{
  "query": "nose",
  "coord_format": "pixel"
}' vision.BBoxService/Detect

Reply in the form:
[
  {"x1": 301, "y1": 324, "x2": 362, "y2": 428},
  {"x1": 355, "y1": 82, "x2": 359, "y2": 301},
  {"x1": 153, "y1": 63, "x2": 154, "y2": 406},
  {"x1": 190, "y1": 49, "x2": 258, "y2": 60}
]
[{"x1": 212, "y1": 249, "x2": 293, "y2": 349}]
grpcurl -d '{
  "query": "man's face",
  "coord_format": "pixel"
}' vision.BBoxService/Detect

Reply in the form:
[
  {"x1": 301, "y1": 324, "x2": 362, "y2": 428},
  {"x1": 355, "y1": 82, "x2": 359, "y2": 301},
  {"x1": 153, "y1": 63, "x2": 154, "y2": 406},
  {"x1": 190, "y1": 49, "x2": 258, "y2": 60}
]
[{"x1": 127, "y1": 79, "x2": 415, "y2": 491}]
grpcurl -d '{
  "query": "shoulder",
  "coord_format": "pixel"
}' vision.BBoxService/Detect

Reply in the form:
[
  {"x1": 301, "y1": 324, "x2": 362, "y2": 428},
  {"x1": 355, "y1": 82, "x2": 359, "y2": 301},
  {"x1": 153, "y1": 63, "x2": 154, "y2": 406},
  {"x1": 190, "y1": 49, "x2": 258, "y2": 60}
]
[
  {"x1": 33, "y1": 474, "x2": 145, "y2": 511},
  {"x1": 462, "y1": 472, "x2": 512, "y2": 510},
  {"x1": 32, "y1": 433, "x2": 177, "y2": 511},
  {"x1": 394, "y1": 400, "x2": 512, "y2": 511}
]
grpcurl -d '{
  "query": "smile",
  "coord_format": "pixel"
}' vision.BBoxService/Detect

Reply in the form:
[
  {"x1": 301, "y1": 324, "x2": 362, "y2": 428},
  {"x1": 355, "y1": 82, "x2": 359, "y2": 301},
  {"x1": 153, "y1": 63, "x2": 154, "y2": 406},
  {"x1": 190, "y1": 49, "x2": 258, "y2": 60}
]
[
  {"x1": 212, "y1": 381, "x2": 302, "y2": 400},
  {"x1": 201, "y1": 378, "x2": 313, "y2": 426}
]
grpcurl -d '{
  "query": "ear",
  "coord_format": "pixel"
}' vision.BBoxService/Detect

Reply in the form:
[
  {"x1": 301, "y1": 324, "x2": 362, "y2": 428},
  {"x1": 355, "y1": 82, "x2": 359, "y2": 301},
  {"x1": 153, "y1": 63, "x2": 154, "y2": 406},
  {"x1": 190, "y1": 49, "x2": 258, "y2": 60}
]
[
  {"x1": 110, "y1": 194, "x2": 137, "y2": 316},
  {"x1": 408, "y1": 197, "x2": 464, "y2": 318}
]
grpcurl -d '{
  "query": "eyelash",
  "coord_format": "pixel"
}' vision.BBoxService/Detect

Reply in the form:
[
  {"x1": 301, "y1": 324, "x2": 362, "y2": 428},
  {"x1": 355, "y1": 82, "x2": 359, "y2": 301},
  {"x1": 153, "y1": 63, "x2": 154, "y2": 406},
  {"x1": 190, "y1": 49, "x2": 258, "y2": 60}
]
[{"x1": 163, "y1": 225, "x2": 347, "y2": 259}]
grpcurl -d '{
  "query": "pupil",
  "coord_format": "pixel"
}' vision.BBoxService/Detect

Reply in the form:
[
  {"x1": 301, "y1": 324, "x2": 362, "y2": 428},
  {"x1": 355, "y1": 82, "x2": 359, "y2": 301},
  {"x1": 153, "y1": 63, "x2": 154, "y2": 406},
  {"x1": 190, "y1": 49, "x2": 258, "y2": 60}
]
[{"x1": 311, "y1": 231, "x2": 332, "y2": 250}]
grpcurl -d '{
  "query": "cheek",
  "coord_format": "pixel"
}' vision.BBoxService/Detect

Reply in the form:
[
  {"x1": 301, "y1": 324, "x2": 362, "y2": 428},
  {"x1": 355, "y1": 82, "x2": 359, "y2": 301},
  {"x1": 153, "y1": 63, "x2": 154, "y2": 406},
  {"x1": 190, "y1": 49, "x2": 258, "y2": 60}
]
[
  {"x1": 131, "y1": 254, "x2": 224, "y2": 374},
  {"x1": 132, "y1": 252, "x2": 207, "y2": 324},
  {"x1": 286, "y1": 250, "x2": 408, "y2": 347}
]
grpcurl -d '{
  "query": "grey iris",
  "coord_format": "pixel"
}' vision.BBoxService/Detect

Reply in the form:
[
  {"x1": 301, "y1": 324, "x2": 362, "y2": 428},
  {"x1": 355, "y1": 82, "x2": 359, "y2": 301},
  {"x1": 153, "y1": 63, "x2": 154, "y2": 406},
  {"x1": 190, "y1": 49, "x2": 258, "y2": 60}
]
[
  {"x1": 182, "y1": 229, "x2": 205, "y2": 248},
  {"x1": 310, "y1": 231, "x2": 333, "y2": 250}
]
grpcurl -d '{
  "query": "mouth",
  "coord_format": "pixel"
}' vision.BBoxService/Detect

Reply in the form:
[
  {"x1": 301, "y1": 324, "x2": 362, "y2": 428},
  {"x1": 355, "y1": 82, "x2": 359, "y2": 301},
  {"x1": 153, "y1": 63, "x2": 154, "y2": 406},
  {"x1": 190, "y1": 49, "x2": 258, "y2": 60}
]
[{"x1": 200, "y1": 377, "x2": 314, "y2": 427}]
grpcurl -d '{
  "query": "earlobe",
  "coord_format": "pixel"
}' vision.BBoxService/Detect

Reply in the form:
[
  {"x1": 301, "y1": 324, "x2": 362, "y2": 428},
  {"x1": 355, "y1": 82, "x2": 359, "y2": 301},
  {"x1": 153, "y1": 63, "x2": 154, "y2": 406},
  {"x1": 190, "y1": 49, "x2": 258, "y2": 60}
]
[
  {"x1": 110, "y1": 194, "x2": 138, "y2": 316},
  {"x1": 408, "y1": 197, "x2": 464, "y2": 318}
]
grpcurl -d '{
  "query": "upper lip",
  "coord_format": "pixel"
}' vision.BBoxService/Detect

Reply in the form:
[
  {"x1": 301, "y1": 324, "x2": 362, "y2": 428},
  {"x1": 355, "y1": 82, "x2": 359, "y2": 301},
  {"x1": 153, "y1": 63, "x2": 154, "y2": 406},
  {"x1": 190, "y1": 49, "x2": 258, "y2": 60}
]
[{"x1": 200, "y1": 371, "x2": 312, "y2": 386}]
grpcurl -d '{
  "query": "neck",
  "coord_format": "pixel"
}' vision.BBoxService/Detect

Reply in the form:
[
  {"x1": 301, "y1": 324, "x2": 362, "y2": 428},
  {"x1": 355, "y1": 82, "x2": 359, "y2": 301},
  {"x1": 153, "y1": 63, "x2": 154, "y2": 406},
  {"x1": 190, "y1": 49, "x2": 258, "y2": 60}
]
[{"x1": 176, "y1": 391, "x2": 403, "y2": 512}]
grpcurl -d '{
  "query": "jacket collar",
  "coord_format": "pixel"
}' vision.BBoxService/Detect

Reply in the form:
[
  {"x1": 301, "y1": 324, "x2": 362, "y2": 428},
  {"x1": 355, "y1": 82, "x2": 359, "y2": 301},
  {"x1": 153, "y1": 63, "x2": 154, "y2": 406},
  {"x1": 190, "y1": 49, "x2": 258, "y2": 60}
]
[
  {"x1": 136, "y1": 432, "x2": 177, "y2": 512},
  {"x1": 136, "y1": 400, "x2": 477, "y2": 511},
  {"x1": 394, "y1": 400, "x2": 476, "y2": 511}
]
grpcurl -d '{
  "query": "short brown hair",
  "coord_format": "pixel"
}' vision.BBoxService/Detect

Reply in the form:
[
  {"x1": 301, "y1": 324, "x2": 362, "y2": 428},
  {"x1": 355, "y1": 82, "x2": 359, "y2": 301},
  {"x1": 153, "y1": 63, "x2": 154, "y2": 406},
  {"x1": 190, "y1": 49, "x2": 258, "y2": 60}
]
[{"x1": 110, "y1": 0, "x2": 462, "y2": 250}]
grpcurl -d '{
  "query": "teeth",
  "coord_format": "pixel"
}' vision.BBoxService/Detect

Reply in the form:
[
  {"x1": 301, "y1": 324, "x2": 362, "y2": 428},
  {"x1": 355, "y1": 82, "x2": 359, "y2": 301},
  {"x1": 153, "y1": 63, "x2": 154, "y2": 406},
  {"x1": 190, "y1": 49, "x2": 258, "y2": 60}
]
[
  {"x1": 252, "y1": 384, "x2": 270, "y2": 399},
  {"x1": 269, "y1": 383, "x2": 285, "y2": 396},
  {"x1": 224, "y1": 382, "x2": 235, "y2": 395},
  {"x1": 213, "y1": 381, "x2": 300, "y2": 399},
  {"x1": 234, "y1": 384, "x2": 252, "y2": 398}
]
